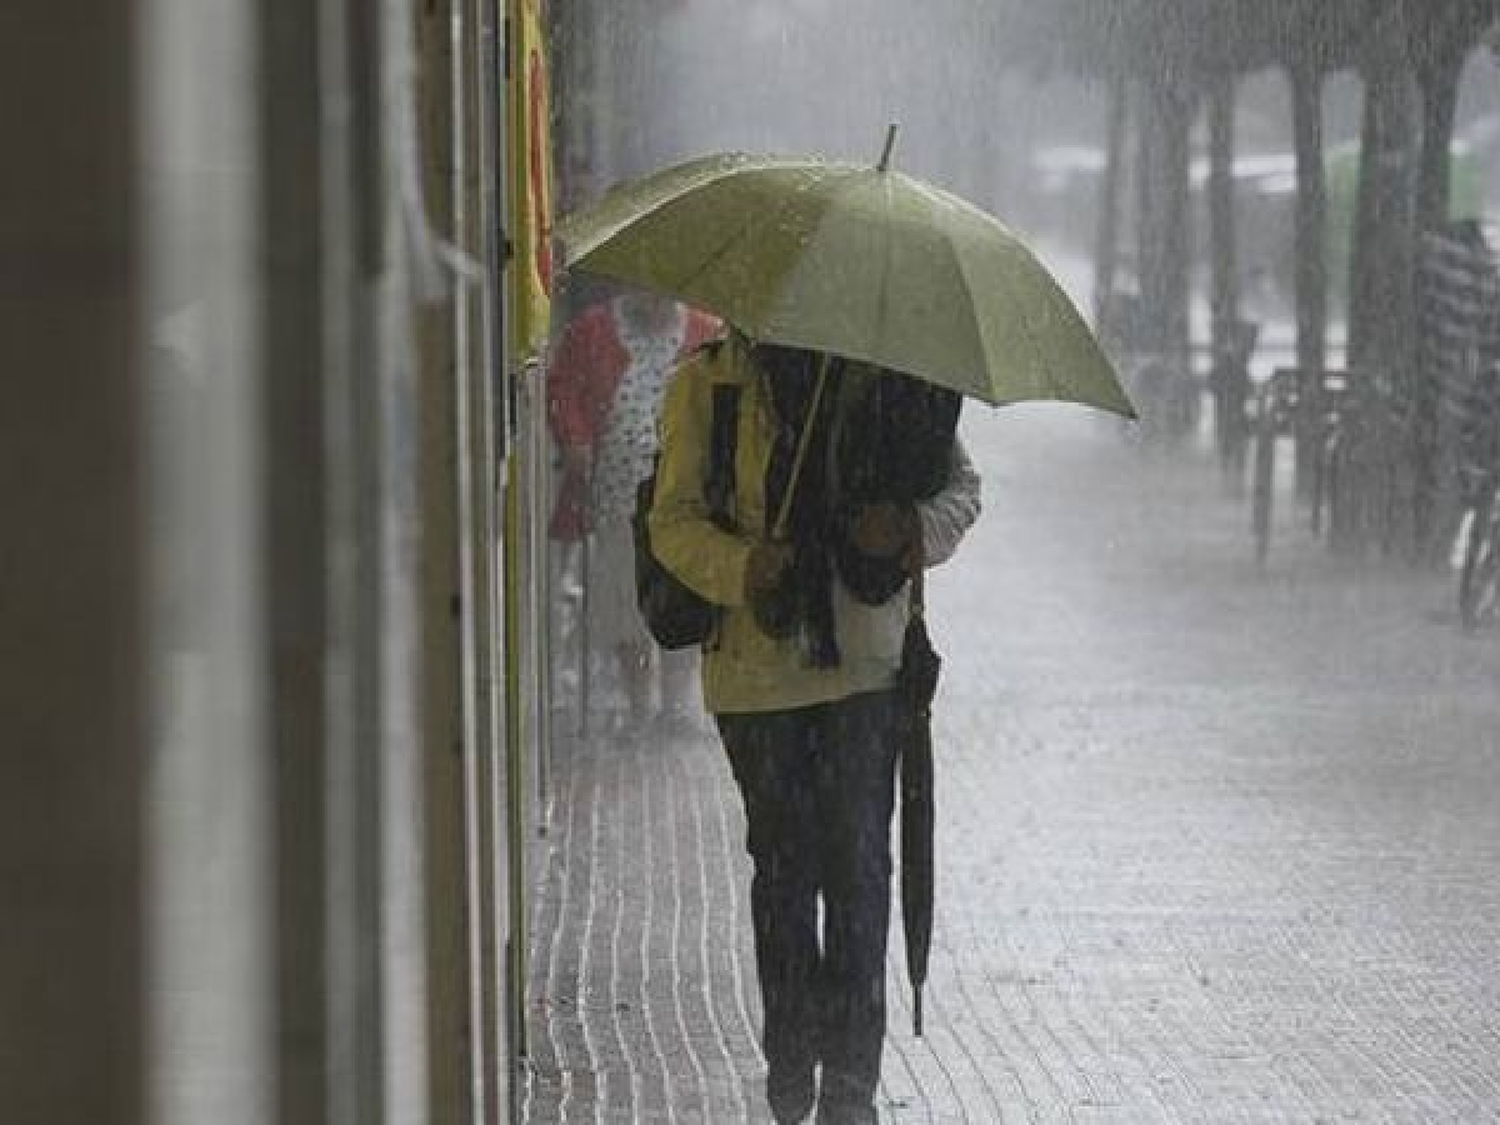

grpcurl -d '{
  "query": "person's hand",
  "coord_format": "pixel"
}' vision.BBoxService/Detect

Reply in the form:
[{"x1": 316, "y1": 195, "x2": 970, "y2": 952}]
[
  {"x1": 745, "y1": 541, "x2": 794, "y2": 596},
  {"x1": 850, "y1": 504, "x2": 918, "y2": 559}
]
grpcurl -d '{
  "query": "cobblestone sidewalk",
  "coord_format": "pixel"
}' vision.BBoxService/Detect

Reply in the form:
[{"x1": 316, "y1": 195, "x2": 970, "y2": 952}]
[{"x1": 525, "y1": 412, "x2": 1500, "y2": 1123}]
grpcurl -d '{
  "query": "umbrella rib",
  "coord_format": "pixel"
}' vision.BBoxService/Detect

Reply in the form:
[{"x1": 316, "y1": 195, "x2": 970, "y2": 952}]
[
  {"x1": 871, "y1": 172, "x2": 896, "y2": 372},
  {"x1": 667, "y1": 168, "x2": 857, "y2": 315},
  {"x1": 945, "y1": 216, "x2": 1066, "y2": 405},
  {"x1": 931, "y1": 210, "x2": 1007, "y2": 401},
  {"x1": 906, "y1": 175, "x2": 1112, "y2": 409},
  {"x1": 561, "y1": 155, "x2": 776, "y2": 254}
]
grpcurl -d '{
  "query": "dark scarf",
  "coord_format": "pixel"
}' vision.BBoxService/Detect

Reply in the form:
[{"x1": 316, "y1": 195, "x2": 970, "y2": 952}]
[
  {"x1": 756, "y1": 344, "x2": 844, "y2": 667},
  {"x1": 751, "y1": 343, "x2": 963, "y2": 669}
]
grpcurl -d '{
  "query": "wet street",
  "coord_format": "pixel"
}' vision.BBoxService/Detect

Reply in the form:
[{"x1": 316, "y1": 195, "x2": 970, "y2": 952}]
[{"x1": 525, "y1": 409, "x2": 1500, "y2": 1123}]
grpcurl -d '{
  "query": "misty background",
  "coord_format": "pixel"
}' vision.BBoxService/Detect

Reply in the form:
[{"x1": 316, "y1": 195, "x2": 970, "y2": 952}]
[{"x1": 555, "y1": 0, "x2": 1500, "y2": 331}]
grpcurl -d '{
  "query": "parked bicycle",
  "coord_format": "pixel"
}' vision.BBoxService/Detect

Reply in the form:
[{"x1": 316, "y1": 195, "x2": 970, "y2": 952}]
[
  {"x1": 1449, "y1": 356, "x2": 1500, "y2": 633},
  {"x1": 1455, "y1": 475, "x2": 1500, "y2": 633}
]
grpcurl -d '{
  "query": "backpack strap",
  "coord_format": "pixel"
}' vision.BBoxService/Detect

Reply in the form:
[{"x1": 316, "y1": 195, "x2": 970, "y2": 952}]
[{"x1": 705, "y1": 383, "x2": 740, "y2": 530}]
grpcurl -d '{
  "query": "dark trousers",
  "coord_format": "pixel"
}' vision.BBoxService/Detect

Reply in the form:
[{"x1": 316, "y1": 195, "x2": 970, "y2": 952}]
[{"x1": 717, "y1": 689, "x2": 899, "y2": 1125}]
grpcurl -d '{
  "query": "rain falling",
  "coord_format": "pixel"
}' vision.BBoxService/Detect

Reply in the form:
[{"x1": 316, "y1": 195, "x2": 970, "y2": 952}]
[
  {"x1": 9, "y1": 3, "x2": 1500, "y2": 1124},
  {"x1": 536, "y1": 2, "x2": 1500, "y2": 1122}
]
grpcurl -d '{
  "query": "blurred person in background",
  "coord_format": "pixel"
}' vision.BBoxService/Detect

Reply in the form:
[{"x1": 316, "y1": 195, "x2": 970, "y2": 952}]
[{"x1": 547, "y1": 286, "x2": 721, "y2": 734}]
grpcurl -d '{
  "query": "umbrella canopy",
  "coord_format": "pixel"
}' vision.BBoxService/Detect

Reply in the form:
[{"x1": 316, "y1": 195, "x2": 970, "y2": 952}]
[{"x1": 556, "y1": 142, "x2": 1134, "y2": 416}]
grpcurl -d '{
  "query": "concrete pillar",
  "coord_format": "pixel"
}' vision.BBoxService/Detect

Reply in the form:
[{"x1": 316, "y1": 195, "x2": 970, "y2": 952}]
[
  {"x1": 1207, "y1": 72, "x2": 1246, "y2": 474},
  {"x1": 1290, "y1": 59, "x2": 1329, "y2": 498}
]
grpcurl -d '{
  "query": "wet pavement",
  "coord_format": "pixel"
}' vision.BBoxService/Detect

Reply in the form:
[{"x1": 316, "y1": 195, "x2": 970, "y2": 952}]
[{"x1": 523, "y1": 408, "x2": 1500, "y2": 1123}]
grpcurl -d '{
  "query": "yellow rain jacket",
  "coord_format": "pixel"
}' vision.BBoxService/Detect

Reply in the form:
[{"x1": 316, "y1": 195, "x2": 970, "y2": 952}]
[{"x1": 649, "y1": 335, "x2": 981, "y2": 716}]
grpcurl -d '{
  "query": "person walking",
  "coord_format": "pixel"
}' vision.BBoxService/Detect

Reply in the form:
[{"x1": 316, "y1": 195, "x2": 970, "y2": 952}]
[
  {"x1": 547, "y1": 288, "x2": 720, "y2": 732},
  {"x1": 648, "y1": 331, "x2": 981, "y2": 1124}
]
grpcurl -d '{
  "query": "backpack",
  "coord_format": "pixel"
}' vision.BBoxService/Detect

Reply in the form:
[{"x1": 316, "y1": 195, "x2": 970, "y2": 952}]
[{"x1": 632, "y1": 383, "x2": 741, "y2": 649}]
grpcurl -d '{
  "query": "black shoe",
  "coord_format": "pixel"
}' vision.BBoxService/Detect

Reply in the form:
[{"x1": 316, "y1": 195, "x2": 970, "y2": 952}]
[
  {"x1": 767, "y1": 1068, "x2": 815, "y2": 1124},
  {"x1": 815, "y1": 1103, "x2": 877, "y2": 1125},
  {"x1": 815, "y1": 1071, "x2": 877, "y2": 1125}
]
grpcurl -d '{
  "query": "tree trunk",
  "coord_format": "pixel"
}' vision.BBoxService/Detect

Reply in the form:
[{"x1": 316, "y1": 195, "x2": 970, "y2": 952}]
[
  {"x1": 1416, "y1": 57, "x2": 1463, "y2": 239},
  {"x1": 1348, "y1": 2, "x2": 1419, "y2": 380},
  {"x1": 1093, "y1": 73, "x2": 1129, "y2": 336},
  {"x1": 1136, "y1": 78, "x2": 1194, "y2": 378},
  {"x1": 1165, "y1": 90, "x2": 1193, "y2": 384},
  {"x1": 1347, "y1": 0, "x2": 1420, "y2": 553},
  {"x1": 1411, "y1": 37, "x2": 1468, "y2": 553},
  {"x1": 1413, "y1": 3, "x2": 1485, "y2": 240},
  {"x1": 1290, "y1": 60, "x2": 1328, "y2": 499},
  {"x1": 1207, "y1": 72, "x2": 1244, "y2": 474}
]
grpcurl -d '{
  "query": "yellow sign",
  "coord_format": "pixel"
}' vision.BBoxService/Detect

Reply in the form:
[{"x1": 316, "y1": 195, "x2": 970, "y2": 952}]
[{"x1": 511, "y1": 0, "x2": 554, "y2": 358}]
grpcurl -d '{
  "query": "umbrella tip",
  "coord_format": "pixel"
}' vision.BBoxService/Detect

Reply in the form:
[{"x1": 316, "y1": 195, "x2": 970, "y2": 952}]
[
  {"x1": 913, "y1": 986, "x2": 923, "y2": 1037},
  {"x1": 878, "y1": 123, "x2": 900, "y2": 172}
]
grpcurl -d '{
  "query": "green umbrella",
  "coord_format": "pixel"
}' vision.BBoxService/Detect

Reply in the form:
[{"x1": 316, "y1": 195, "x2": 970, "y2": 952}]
[{"x1": 556, "y1": 128, "x2": 1134, "y2": 416}]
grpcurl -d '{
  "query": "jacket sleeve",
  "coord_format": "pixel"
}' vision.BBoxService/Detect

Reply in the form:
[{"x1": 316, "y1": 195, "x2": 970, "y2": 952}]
[
  {"x1": 648, "y1": 360, "x2": 756, "y2": 608},
  {"x1": 916, "y1": 435, "x2": 981, "y2": 567}
]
